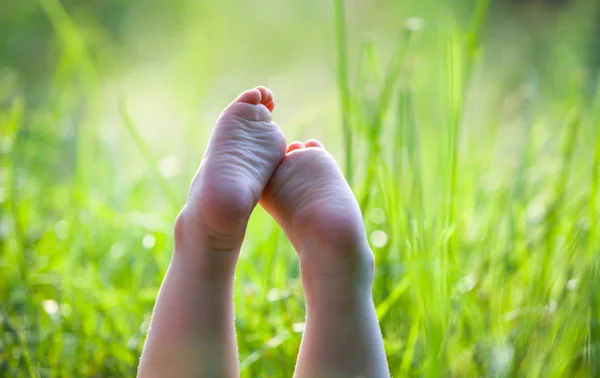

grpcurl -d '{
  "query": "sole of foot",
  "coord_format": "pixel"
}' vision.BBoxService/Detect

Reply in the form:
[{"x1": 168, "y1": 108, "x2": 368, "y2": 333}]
[
  {"x1": 260, "y1": 141, "x2": 374, "y2": 289},
  {"x1": 175, "y1": 86, "x2": 287, "y2": 275}
]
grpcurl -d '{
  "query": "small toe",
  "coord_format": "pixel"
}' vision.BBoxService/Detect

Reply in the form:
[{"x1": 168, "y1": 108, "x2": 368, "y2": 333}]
[
  {"x1": 305, "y1": 139, "x2": 324, "y2": 148},
  {"x1": 255, "y1": 86, "x2": 275, "y2": 112},
  {"x1": 287, "y1": 141, "x2": 305, "y2": 153}
]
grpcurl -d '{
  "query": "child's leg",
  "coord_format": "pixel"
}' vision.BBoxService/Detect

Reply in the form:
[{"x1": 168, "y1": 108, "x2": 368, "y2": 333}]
[
  {"x1": 260, "y1": 141, "x2": 390, "y2": 378},
  {"x1": 137, "y1": 87, "x2": 286, "y2": 378}
]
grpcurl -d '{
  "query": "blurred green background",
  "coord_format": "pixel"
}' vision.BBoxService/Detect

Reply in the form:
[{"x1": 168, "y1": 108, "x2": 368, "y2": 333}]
[{"x1": 1, "y1": 0, "x2": 600, "y2": 376}]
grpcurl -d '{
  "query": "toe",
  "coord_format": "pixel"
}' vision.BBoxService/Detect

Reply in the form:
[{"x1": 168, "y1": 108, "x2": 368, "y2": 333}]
[
  {"x1": 305, "y1": 139, "x2": 324, "y2": 148},
  {"x1": 233, "y1": 86, "x2": 275, "y2": 112},
  {"x1": 234, "y1": 88, "x2": 263, "y2": 105},
  {"x1": 287, "y1": 141, "x2": 305, "y2": 153},
  {"x1": 255, "y1": 86, "x2": 275, "y2": 112}
]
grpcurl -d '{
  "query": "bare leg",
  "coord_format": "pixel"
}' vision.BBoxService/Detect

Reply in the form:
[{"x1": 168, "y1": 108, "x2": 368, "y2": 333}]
[
  {"x1": 138, "y1": 87, "x2": 286, "y2": 378},
  {"x1": 261, "y1": 140, "x2": 390, "y2": 378}
]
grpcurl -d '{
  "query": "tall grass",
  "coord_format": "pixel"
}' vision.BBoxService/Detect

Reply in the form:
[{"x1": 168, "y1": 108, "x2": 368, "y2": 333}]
[{"x1": 1, "y1": 0, "x2": 599, "y2": 376}]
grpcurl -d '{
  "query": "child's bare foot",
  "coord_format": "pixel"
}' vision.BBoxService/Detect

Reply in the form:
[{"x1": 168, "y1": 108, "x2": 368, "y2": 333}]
[
  {"x1": 138, "y1": 87, "x2": 286, "y2": 378},
  {"x1": 261, "y1": 140, "x2": 373, "y2": 285},
  {"x1": 260, "y1": 141, "x2": 389, "y2": 378},
  {"x1": 176, "y1": 86, "x2": 287, "y2": 274}
]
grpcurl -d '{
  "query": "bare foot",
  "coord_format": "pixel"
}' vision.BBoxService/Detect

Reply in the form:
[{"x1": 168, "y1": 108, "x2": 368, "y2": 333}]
[
  {"x1": 261, "y1": 139, "x2": 373, "y2": 283},
  {"x1": 176, "y1": 86, "x2": 287, "y2": 274},
  {"x1": 138, "y1": 87, "x2": 286, "y2": 378},
  {"x1": 260, "y1": 141, "x2": 389, "y2": 378}
]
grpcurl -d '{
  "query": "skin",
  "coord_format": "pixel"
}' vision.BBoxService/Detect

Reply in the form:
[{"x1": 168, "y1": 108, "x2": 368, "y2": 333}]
[
  {"x1": 137, "y1": 87, "x2": 389, "y2": 378},
  {"x1": 261, "y1": 143, "x2": 388, "y2": 378}
]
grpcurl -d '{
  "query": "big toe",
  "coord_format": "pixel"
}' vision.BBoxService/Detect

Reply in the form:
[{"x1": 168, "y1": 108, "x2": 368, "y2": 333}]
[{"x1": 222, "y1": 86, "x2": 275, "y2": 122}]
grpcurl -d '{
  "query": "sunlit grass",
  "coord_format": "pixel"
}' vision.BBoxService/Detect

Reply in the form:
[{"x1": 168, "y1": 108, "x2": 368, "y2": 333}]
[{"x1": 1, "y1": 0, "x2": 600, "y2": 376}]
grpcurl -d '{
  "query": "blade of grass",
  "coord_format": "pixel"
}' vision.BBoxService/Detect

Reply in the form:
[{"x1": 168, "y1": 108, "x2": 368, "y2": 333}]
[
  {"x1": 7, "y1": 316, "x2": 40, "y2": 378},
  {"x1": 507, "y1": 71, "x2": 539, "y2": 258},
  {"x1": 399, "y1": 313, "x2": 421, "y2": 374},
  {"x1": 39, "y1": 0, "x2": 103, "y2": 219},
  {"x1": 3, "y1": 98, "x2": 26, "y2": 276},
  {"x1": 118, "y1": 102, "x2": 179, "y2": 209},
  {"x1": 466, "y1": 0, "x2": 490, "y2": 59},
  {"x1": 587, "y1": 77, "x2": 600, "y2": 375},
  {"x1": 352, "y1": 40, "x2": 381, "y2": 139},
  {"x1": 333, "y1": 0, "x2": 353, "y2": 184},
  {"x1": 588, "y1": 79, "x2": 600, "y2": 258},
  {"x1": 443, "y1": 25, "x2": 463, "y2": 286},
  {"x1": 445, "y1": 0, "x2": 490, "y2": 263},
  {"x1": 540, "y1": 110, "x2": 581, "y2": 296},
  {"x1": 401, "y1": 87, "x2": 425, "y2": 248},
  {"x1": 37, "y1": 0, "x2": 97, "y2": 92},
  {"x1": 376, "y1": 277, "x2": 409, "y2": 320},
  {"x1": 359, "y1": 24, "x2": 419, "y2": 210}
]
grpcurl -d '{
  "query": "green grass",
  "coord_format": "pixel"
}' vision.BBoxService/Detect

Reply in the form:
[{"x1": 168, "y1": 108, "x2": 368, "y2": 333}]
[{"x1": 1, "y1": 0, "x2": 600, "y2": 376}]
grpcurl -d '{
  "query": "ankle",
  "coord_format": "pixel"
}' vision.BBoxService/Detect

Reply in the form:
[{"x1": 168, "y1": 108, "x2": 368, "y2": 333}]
[
  {"x1": 298, "y1": 241, "x2": 374, "y2": 280},
  {"x1": 174, "y1": 204, "x2": 247, "y2": 252},
  {"x1": 299, "y1": 244, "x2": 375, "y2": 296},
  {"x1": 173, "y1": 208, "x2": 241, "y2": 279},
  {"x1": 302, "y1": 269, "x2": 374, "y2": 312}
]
